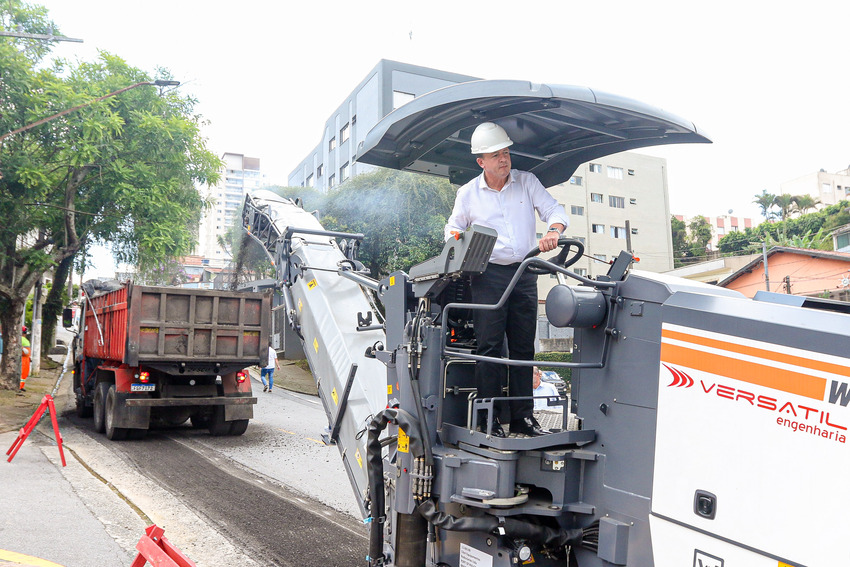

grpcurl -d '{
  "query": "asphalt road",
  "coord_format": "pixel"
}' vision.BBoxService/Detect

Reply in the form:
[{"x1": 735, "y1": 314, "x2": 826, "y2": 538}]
[{"x1": 64, "y1": 377, "x2": 368, "y2": 567}]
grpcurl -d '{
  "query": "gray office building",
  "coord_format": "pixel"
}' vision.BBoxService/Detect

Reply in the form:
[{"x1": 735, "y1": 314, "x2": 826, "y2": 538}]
[{"x1": 288, "y1": 60, "x2": 478, "y2": 191}]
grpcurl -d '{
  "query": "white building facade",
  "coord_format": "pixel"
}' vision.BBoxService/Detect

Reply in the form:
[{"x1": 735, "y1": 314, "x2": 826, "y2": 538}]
[{"x1": 195, "y1": 153, "x2": 264, "y2": 266}]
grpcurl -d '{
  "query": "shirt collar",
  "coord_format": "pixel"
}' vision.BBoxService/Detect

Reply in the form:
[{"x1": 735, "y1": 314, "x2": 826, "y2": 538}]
[{"x1": 478, "y1": 170, "x2": 515, "y2": 192}]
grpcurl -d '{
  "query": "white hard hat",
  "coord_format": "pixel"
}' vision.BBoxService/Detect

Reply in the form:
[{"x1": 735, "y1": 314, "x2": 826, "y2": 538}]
[{"x1": 470, "y1": 122, "x2": 513, "y2": 154}]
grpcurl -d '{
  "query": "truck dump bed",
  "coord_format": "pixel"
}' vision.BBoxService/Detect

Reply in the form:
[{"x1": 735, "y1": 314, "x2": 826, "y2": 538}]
[{"x1": 84, "y1": 283, "x2": 270, "y2": 369}]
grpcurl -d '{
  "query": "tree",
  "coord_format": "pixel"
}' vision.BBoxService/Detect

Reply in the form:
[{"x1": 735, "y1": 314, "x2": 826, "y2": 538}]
[
  {"x1": 753, "y1": 190, "x2": 777, "y2": 221},
  {"x1": 671, "y1": 216, "x2": 687, "y2": 252},
  {"x1": 772, "y1": 193, "x2": 796, "y2": 222},
  {"x1": 687, "y1": 216, "x2": 713, "y2": 257},
  {"x1": 0, "y1": 23, "x2": 220, "y2": 388},
  {"x1": 321, "y1": 169, "x2": 456, "y2": 278},
  {"x1": 791, "y1": 194, "x2": 820, "y2": 216}
]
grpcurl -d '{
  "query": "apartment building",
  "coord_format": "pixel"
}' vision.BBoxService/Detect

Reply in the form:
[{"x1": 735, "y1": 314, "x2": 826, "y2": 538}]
[
  {"x1": 288, "y1": 60, "x2": 478, "y2": 191},
  {"x1": 195, "y1": 152, "x2": 264, "y2": 265},
  {"x1": 537, "y1": 152, "x2": 674, "y2": 299},
  {"x1": 780, "y1": 167, "x2": 850, "y2": 207}
]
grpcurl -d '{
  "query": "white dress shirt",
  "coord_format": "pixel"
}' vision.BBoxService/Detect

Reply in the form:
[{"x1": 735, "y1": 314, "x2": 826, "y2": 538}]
[
  {"x1": 533, "y1": 381, "x2": 561, "y2": 411},
  {"x1": 445, "y1": 170, "x2": 570, "y2": 265}
]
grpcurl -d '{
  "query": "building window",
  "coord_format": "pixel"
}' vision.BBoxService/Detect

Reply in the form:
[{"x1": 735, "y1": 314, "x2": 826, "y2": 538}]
[
  {"x1": 592, "y1": 224, "x2": 605, "y2": 234},
  {"x1": 591, "y1": 193, "x2": 603, "y2": 203},
  {"x1": 393, "y1": 90, "x2": 415, "y2": 109},
  {"x1": 628, "y1": 169, "x2": 635, "y2": 176},
  {"x1": 607, "y1": 166, "x2": 623, "y2": 180},
  {"x1": 821, "y1": 182, "x2": 831, "y2": 193},
  {"x1": 589, "y1": 163, "x2": 602, "y2": 173},
  {"x1": 317, "y1": 164, "x2": 323, "y2": 178},
  {"x1": 593, "y1": 254, "x2": 607, "y2": 262},
  {"x1": 631, "y1": 227, "x2": 639, "y2": 235},
  {"x1": 306, "y1": 174, "x2": 314, "y2": 187},
  {"x1": 329, "y1": 137, "x2": 336, "y2": 151},
  {"x1": 340, "y1": 123, "x2": 350, "y2": 143},
  {"x1": 574, "y1": 268, "x2": 587, "y2": 277},
  {"x1": 570, "y1": 176, "x2": 583, "y2": 186},
  {"x1": 610, "y1": 226, "x2": 627, "y2": 239},
  {"x1": 837, "y1": 233, "x2": 850, "y2": 249},
  {"x1": 571, "y1": 236, "x2": 586, "y2": 246},
  {"x1": 536, "y1": 232, "x2": 543, "y2": 239},
  {"x1": 609, "y1": 195, "x2": 625, "y2": 208},
  {"x1": 570, "y1": 205, "x2": 584, "y2": 216},
  {"x1": 340, "y1": 162, "x2": 349, "y2": 182},
  {"x1": 329, "y1": 173, "x2": 336, "y2": 188}
]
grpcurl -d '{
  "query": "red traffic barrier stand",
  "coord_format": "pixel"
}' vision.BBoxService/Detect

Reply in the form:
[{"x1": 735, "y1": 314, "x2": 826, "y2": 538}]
[
  {"x1": 6, "y1": 394, "x2": 66, "y2": 466},
  {"x1": 131, "y1": 524, "x2": 196, "y2": 567}
]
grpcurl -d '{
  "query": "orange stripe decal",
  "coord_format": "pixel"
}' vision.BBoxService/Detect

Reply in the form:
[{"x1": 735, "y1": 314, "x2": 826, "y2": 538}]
[
  {"x1": 661, "y1": 342, "x2": 826, "y2": 400},
  {"x1": 662, "y1": 328, "x2": 850, "y2": 379}
]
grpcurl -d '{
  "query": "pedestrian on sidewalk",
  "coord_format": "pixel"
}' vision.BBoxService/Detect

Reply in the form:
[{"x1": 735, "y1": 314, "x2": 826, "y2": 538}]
[{"x1": 261, "y1": 343, "x2": 279, "y2": 393}]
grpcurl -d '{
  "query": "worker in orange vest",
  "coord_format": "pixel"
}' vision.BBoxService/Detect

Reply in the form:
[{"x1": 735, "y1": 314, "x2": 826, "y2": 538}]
[{"x1": 20, "y1": 325, "x2": 30, "y2": 392}]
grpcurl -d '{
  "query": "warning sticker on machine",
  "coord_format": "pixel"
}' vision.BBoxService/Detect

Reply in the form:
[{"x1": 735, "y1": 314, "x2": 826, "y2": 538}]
[
  {"x1": 460, "y1": 543, "x2": 492, "y2": 567},
  {"x1": 398, "y1": 427, "x2": 409, "y2": 453}
]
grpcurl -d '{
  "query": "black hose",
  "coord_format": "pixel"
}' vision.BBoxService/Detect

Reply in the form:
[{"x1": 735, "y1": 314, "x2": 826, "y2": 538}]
[
  {"x1": 417, "y1": 500, "x2": 585, "y2": 547},
  {"x1": 366, "y1": 408, "x2": 424, "y2": 566}
]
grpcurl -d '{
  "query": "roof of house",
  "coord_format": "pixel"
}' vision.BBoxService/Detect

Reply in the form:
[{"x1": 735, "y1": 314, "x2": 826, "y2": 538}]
[{"x1": 717, "y1": 246, "x2": 850, "y2": 287}]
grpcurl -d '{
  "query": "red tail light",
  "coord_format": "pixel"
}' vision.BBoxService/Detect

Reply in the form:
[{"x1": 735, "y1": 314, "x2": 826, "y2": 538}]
[
  {"x1": 139, "y1": 371, "x2": 150, "y2": 383},
  {"x1": 237, "y1": 371, "x2": 247, "y2": 383}
]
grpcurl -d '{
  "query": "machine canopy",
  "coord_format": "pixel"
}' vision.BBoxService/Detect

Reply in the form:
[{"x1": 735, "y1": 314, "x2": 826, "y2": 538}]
[{"x1": 356, "y1": 80, "x2": 710, "y2": 188}]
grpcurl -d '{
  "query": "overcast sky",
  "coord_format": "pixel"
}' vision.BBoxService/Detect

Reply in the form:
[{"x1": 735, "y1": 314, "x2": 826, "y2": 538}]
[{"x1": 31, "y1": 1, "x2": 850, "y2": 273}]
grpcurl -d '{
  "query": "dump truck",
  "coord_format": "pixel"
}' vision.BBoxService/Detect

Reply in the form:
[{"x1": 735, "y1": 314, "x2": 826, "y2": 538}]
[
  {"x1": 243, "y1": 79, "x2": 849, "y2": 567},
  {"x1": 66, "y1": 281, "x2": 270, "y2": 440}
]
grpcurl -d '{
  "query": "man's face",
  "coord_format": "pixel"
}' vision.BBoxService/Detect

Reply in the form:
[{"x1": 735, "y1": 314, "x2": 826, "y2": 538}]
[
  {"x1": 533, "y1": 369, "x2": 541, "y2": 389},
  {"x1": 477, "y1": 148, "x2": 511, "y2": 182}
]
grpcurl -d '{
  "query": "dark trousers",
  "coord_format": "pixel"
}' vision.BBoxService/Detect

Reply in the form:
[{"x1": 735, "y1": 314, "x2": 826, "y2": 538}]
[{"x1": 471, "y1": 263, "x2": 537, "y2": 424}]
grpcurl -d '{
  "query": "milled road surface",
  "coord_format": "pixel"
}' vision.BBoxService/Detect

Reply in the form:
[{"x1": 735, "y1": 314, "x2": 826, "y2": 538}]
[
  {"x1": 63, "y1": 378, "x2": 369, "y2": 567},
  {"x1": 102, "y1": 432, "x2": 365, "y2": 567}
]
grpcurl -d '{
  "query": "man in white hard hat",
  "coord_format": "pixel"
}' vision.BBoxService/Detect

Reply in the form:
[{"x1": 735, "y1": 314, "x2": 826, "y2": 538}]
[{"x1": 445, "y1": 122, "x2": 569, "y2": 437}]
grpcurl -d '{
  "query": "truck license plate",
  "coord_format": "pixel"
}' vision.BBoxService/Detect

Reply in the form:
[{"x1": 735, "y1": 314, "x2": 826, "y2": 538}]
[{"x1": 130, "y1": 383, "x2": 155, "y2": 392}]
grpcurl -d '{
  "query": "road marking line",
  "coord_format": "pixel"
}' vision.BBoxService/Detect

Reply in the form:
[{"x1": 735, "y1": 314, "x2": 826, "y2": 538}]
[
  {"x1": 0, "y1": 549, "x2": 64, "y2": 566},
  {"x1": 276, "y1": 428, "x2": 296, "y2": 435},
  {"x1": 306, "y1": 437, "x2": 325, "y2": 445}
]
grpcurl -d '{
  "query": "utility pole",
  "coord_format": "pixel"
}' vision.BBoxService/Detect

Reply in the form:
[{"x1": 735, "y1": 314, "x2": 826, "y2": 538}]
[{"x1": 762, "y1": 242, "x2": 770, "y2": 292}]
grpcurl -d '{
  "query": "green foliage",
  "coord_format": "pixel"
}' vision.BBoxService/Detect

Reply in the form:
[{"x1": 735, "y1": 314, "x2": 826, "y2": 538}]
[
  {"x1": 320, "y1": 169, "x2": 456, "y2": 278},
  {"x1": 717, "y1": 200, "x2": 850, "y2": 254},
  {"x1": 0, "y1": 6, "x2": 221, "y2": 388},
  {"x1": 534, "y1": 351, "x2": 572, "y2": 385},
  {"x1": 671, "y1": 215, "x2": 714, "y2": 266}
]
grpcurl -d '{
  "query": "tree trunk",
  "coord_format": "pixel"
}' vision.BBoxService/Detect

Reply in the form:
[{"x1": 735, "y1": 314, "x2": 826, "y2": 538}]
[
  {"x1": 42, "y1": 254, "x2": 75, "y2": 357},
  {"x1": 0, "y1": 298, "x2": 25, "y2": 390}
]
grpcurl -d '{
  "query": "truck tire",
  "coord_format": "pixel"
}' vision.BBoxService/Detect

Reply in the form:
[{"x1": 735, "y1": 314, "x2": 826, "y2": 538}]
[
  {"x1": 208, "y1": 406, "x2": 231, "y2": 436},
  {"x1": 229, "y1": 419, "x2": 249, "y2": 436},
  {"x1": 190, "y1": 414, "x2": 210, "y2": 429},
  {"x1": 76, "y1": 391, "x2": 92, "y2": 418},
  {"x1": 105, "y1": 385, "x2": 128, "y2": 441},
  {"x1": 126, "y1": 429, "x2": 146, "y2": 440},
  {"x1": 93, "y1": 382, "x2": 110, "y2": 433}
]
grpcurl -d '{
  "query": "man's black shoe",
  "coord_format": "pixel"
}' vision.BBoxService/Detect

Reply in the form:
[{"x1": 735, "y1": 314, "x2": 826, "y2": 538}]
[
  {"x1": 478, "y1": 417, "x2": 506, "y2": 438},
  {"x1": 510, "y1": 416, "x2": 550, "y2": 437}
]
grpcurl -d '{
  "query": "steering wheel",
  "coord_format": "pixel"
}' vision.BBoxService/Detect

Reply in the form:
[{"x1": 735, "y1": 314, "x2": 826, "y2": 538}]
[{"x1": 524, "y1": 237, "x2": 585, "y2": 275}]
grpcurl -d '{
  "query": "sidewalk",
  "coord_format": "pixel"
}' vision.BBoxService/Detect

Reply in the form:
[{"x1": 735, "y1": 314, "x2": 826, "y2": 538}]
[
  {"x1": 0, "y1": 430, "x2": 136, "y2": 566},
  {"x1": 0, "y1": 354, "x2": 273, "y2": 567}
]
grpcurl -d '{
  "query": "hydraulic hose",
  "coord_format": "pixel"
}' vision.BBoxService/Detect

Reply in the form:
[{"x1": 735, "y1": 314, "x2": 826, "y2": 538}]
[
  {"x1": 366, "y1": 408, "x2": 426, "y2": 566},
  {"x1": 417, "y1": 500, "x2": 585, "y2": 548}
]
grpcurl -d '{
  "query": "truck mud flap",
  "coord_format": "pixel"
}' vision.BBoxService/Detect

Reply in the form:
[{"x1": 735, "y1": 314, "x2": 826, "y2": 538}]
[{"x1": 114, "y1": 392, "x2": 151, "y2": 429}]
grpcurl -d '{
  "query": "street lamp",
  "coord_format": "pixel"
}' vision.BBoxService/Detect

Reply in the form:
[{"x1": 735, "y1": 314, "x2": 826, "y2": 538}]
[{"x1": 0, "y1": 79, "x2": 181, "y2": 146}]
